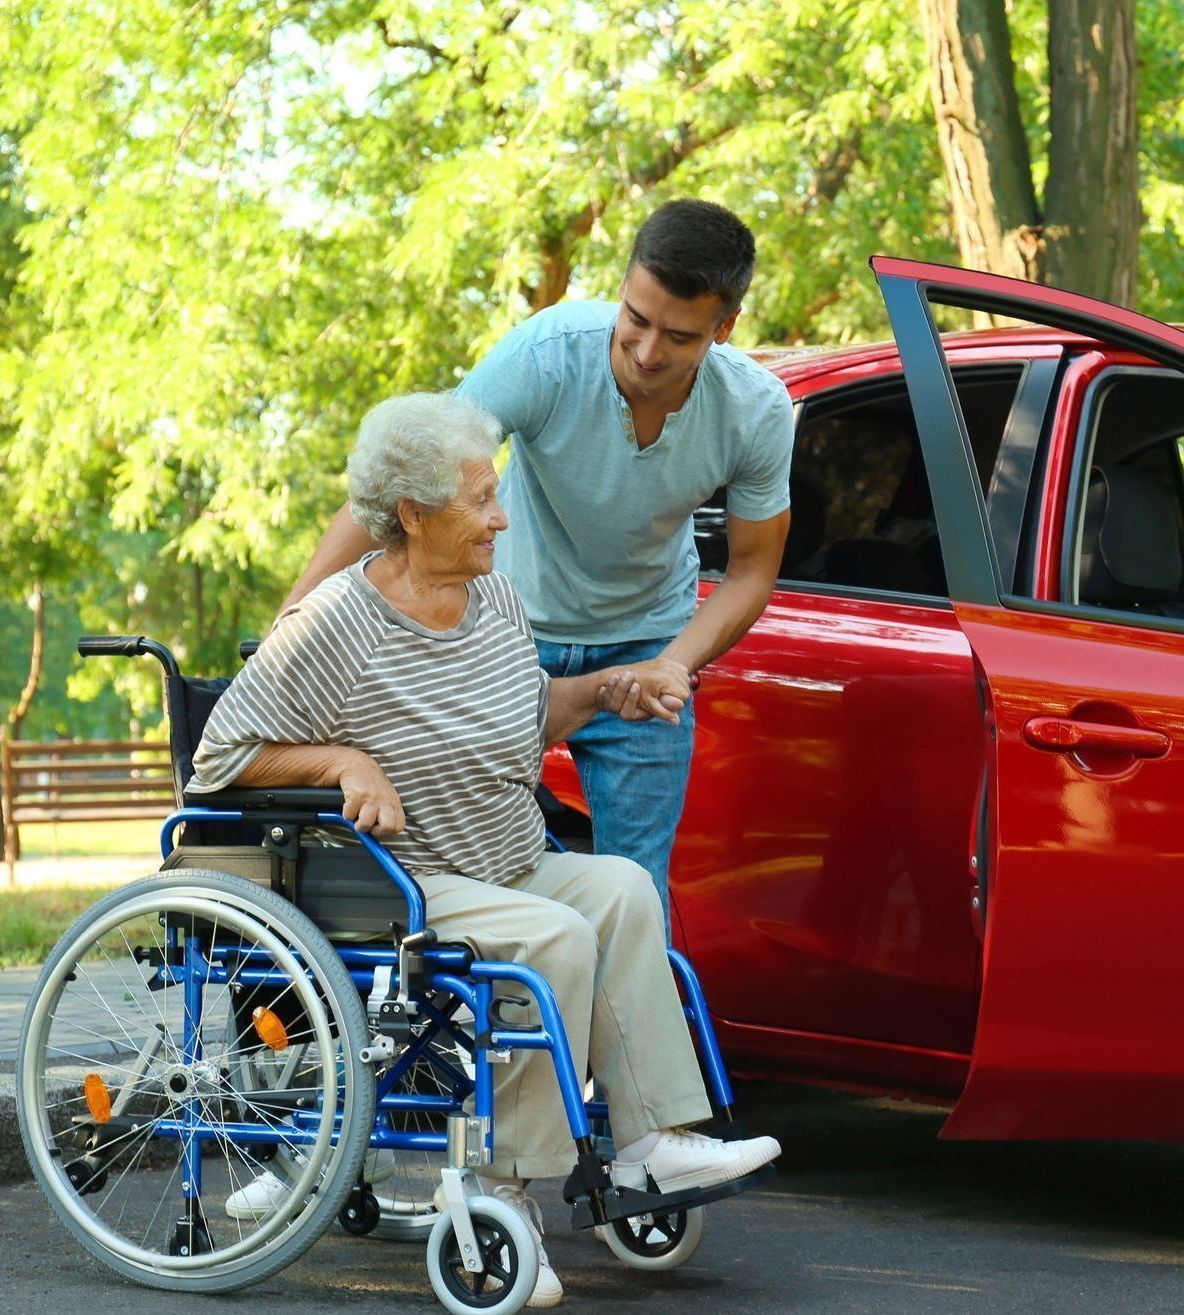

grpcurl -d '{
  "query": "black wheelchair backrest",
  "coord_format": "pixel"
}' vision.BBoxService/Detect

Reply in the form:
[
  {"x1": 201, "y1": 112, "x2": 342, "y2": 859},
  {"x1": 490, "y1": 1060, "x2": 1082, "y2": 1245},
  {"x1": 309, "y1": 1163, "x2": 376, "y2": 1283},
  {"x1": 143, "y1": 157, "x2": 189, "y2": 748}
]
[{"x1": 165, "y1": 673, "x2": 233, "y2": 801}]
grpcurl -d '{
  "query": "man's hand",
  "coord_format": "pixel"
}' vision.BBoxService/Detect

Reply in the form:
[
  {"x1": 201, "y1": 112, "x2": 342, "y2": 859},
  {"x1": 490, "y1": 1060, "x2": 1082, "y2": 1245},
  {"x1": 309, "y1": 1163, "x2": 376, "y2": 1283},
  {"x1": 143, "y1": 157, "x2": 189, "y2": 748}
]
[
  {"x1": 597, "y1": 657, "x2": 691, "y2": 725},
  {"x1": 339, "y1": 754, "x2": 406, "y2": 837}
]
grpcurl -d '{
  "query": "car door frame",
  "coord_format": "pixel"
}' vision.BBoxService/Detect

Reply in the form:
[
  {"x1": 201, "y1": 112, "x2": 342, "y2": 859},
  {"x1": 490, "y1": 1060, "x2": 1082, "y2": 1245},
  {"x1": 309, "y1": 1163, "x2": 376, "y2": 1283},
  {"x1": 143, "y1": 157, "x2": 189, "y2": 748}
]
[{"x1": 873, "y1": 256, "x2": 1184, "y2": 1139}]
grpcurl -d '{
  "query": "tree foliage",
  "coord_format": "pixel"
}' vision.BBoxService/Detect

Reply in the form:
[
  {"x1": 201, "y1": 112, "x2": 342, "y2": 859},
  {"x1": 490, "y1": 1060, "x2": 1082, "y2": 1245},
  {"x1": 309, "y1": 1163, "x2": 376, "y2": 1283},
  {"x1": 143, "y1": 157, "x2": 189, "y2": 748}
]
[{"x1": 0, "y1": 0, "x2": 1180, "y2": 728}]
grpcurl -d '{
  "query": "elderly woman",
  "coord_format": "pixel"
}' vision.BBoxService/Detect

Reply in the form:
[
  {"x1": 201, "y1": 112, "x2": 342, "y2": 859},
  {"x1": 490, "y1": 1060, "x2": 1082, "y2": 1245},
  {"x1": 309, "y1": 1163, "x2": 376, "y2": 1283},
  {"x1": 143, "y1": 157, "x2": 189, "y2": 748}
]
[{"x1": 189, "y1": 392, "x2": 778, "y2": 1308}]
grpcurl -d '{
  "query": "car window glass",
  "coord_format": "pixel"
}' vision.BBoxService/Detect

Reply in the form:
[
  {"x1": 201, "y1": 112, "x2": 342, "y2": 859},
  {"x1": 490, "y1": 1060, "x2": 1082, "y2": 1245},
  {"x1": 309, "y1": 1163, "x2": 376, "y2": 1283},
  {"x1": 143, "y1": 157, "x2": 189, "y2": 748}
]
[
  {"x1": 1070, "y1": 366, "x2": 1184, "y2": 616},
  {"x1": 914, "y1": 282, "x2": 1184, "y2": 621},
  {"x1": 694, "y1": 366, "x2": 1022, "y2": 598}
]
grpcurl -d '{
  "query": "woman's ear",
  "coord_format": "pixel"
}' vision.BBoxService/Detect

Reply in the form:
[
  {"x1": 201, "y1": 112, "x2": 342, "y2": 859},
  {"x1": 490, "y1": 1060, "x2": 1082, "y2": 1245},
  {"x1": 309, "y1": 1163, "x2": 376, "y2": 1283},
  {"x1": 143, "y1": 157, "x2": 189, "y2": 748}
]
[{"x1": 397, "y1": 498, "x2": 422, "y2": 538}]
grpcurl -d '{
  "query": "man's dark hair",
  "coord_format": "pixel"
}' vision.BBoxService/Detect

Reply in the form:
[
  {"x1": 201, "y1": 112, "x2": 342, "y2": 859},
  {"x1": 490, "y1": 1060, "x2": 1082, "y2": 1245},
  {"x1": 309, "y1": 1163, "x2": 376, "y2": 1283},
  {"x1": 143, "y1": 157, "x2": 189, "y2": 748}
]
[{"x1": 627, "y1": 199, "x2": 755, "y2": 316}]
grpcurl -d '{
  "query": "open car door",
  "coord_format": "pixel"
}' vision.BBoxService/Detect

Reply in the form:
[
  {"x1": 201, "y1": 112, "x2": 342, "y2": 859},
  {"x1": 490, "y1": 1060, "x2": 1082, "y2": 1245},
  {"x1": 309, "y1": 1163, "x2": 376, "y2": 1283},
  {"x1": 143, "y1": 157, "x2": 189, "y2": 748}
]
[{"x1": 874, "y1": 257, "x2": 1184, "y2": 1139}]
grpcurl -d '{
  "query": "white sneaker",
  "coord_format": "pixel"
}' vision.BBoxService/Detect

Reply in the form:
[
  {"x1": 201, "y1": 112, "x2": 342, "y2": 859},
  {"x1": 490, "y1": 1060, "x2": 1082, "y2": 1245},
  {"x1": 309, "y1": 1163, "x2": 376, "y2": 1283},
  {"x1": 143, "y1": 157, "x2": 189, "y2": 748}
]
[
  {"x1": 612, "y1": 1129, "x2": 780, "y2": 1195},
  {"x1": 490, "y1": 1184, "x2": 564, "y2": 1309},
  {"x1": 225, "y1": 1169, "x2": 288, "y2": 1220}
]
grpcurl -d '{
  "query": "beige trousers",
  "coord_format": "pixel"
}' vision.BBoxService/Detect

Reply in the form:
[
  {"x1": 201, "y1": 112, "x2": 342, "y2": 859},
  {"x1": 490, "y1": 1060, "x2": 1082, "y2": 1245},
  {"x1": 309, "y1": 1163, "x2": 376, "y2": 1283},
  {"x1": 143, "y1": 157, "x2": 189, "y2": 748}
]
[{"x1": 417, "y1": 851, "x2": 712, "y2": 1180}]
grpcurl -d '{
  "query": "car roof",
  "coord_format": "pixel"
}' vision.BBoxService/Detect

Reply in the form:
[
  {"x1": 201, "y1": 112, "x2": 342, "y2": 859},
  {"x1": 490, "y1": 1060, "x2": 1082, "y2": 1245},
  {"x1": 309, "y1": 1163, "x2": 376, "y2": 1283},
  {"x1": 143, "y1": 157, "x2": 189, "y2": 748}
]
[{"x1": 748, "y1": 325, "x2": 1095, "y2": 385}]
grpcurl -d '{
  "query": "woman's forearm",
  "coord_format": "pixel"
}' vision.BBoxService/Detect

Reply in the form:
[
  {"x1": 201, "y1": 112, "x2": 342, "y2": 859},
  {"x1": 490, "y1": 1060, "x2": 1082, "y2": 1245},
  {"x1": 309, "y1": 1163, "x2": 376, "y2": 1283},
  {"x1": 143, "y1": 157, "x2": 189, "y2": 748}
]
[
  {"x1": 234, "y1": 743, "x2": 405, "y2": 836},
  {"x1": 544, "y1": 673, "x2": 609, "y2": 747},
  {"x1": 233, "y1": 742, "x2": 370, "y2": 788}
]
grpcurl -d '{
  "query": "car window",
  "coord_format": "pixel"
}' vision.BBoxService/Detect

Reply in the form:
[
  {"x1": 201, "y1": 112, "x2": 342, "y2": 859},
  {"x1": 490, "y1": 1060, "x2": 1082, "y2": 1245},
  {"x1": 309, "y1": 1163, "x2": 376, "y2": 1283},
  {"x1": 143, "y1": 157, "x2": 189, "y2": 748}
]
[
  {"x1": 1068, "y1": 366, "x2": 1184, "y2": 616},
  {"x1": 694, "y1": 365, "x2": 1023, "y2": 597}
]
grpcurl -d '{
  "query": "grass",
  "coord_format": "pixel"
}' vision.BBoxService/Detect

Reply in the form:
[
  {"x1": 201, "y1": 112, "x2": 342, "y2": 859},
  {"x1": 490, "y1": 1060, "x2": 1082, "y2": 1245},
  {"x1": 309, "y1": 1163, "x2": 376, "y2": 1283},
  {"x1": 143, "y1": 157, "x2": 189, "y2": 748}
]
[
  {"x1": 0, "y1": 884, "x2": 124, "y2": 968},
  {"x1": 17, "y1": 819, "x2": 162, "y2": 859},
  {"x1": 2, "y1": 821, "x2": 163, "y2": 967}
]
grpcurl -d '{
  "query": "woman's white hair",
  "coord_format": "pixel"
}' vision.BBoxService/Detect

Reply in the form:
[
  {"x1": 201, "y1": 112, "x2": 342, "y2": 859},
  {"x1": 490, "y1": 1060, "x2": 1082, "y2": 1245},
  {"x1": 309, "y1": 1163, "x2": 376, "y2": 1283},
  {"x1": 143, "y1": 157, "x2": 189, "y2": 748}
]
[{"x1": 347, "y1": 392, "x2": 502, "y2": 544}]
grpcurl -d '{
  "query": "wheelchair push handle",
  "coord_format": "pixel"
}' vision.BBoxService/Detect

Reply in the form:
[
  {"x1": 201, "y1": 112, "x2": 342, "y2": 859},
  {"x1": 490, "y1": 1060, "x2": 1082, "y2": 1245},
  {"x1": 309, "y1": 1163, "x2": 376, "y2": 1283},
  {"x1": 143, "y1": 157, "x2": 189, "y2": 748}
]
[{"x1": 77, "y1": 634, "x2": 180, "y2": 676}]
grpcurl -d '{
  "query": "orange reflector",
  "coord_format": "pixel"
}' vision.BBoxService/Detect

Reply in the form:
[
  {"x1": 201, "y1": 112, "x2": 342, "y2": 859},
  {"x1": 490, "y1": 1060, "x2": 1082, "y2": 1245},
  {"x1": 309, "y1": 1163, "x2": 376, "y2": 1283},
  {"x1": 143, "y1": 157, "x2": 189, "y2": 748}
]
[
  {"x1": 252, "y1": 1006, "x2": 290, "y2": 1051},
  {"x1": 83, "y1": 1073, "x2": 112, "y2": 1124}
]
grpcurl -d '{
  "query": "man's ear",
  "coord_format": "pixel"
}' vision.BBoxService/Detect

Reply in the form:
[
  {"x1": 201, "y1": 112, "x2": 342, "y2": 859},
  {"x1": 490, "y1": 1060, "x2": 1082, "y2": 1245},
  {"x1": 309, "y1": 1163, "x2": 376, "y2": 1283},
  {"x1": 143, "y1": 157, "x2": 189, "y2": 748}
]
[{"x1": 714, "y1": 305, "x2": 741, "y2": 345}]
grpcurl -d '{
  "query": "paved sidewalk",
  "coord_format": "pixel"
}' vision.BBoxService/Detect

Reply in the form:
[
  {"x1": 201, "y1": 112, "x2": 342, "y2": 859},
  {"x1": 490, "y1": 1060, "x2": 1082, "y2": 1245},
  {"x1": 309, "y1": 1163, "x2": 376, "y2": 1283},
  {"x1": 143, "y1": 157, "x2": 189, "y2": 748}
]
[
  {"x1": 1, "y1": 961, "x2": 139, "y2": 1066},
  {"x1": 1, "y1": 850, "x2": 160, "y2": 1178},
  {"x1": 4, "y1": 853, "x2": 159, "y2": 888},
  {"x1": 1, "y1": 904, "x2": 157, "y2": 1181},
  {"x1": 0, "y1": 965, "x2": 42, "y2": 1066}
]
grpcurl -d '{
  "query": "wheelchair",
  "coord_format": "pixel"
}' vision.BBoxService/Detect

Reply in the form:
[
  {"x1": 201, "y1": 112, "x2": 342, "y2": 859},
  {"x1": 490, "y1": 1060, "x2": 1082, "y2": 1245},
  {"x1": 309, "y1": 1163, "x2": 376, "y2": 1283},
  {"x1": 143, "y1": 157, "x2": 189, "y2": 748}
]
[{"x1": 16, "y1": 635, "x2": 767, "y2": 1313}]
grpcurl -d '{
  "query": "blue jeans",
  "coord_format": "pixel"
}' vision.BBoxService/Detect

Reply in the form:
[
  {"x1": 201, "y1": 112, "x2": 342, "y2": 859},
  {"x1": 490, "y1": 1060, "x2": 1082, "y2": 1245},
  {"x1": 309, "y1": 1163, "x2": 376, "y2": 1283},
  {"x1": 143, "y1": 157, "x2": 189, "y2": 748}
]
[{"x1": 536, "y1": 637, "x2": 695, "y2": 938}]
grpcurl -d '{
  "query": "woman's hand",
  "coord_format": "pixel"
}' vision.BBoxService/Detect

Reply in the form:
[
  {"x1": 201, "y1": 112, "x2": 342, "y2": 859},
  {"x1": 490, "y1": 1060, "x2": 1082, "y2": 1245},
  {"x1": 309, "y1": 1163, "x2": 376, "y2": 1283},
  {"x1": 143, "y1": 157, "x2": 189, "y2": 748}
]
[
  {"x1": 233, "y1": 742, "x2": 405, "y2": 836},
  {"x1": 338, "y1": 752, "x2": 406, "y2": 837}
]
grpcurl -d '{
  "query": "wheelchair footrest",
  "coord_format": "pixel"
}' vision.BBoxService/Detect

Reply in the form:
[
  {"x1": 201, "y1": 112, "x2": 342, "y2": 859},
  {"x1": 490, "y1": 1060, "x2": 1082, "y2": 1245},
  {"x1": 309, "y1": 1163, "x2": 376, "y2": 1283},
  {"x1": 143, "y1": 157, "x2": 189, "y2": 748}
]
[{"x1": 567, "y1": 1163, "x2": 774, "y2": 1231}]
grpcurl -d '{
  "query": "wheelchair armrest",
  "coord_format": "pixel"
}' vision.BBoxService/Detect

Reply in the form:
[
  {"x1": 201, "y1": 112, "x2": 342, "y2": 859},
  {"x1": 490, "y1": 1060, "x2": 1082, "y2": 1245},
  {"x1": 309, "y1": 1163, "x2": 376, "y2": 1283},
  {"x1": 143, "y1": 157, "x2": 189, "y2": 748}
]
[{"x1": 181, "y1": 786, "x2": 347, "y2": 813}]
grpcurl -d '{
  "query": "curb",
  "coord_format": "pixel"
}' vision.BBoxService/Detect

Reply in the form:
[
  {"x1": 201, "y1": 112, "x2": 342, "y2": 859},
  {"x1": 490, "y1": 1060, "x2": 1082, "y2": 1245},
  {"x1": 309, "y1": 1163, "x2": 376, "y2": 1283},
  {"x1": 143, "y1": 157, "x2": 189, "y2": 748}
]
[
  {"x1": 0, "y1": 1075, "x2": 28, "y2": 1183},
  {"x1": 0, "y1": 1074, "x2": 79, "y2": 1185}
]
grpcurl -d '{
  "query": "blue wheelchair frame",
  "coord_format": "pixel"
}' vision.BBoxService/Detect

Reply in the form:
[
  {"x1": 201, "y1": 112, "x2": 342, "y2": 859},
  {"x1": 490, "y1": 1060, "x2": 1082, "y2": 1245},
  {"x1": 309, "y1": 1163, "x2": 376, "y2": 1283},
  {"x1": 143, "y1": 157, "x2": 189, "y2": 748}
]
[{"x1": 157, "y1": 803, "x2": 739, "y2": 1229}]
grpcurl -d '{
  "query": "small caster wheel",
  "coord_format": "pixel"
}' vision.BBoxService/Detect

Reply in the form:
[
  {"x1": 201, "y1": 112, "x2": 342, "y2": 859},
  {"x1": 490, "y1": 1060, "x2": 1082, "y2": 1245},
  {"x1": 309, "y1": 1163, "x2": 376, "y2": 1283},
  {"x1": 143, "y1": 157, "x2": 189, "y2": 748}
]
[
  {"x1": 601, "y1": 1202, "x2": 704, "y2": 1270},
  {"x1": 426, "y1": 1194, "x2": 539, "y2": 1315},
  {"x1": 168, "y1": 1214, "x2": 215, "y2": 1257},
  {"x1": 65, "y1": 1162, "x2": 108, "y2": 1197},
  {"x1": 338, "y1": 1184, "x2": 381, "y2": 1236}
]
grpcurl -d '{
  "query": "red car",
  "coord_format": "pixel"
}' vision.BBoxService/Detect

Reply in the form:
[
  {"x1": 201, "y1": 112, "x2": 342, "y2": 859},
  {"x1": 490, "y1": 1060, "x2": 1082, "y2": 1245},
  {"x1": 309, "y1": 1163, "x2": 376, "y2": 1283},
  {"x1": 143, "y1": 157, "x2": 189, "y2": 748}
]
[{"x1": 543, "y1": 258, "x2": 1184, "y2": 1143}]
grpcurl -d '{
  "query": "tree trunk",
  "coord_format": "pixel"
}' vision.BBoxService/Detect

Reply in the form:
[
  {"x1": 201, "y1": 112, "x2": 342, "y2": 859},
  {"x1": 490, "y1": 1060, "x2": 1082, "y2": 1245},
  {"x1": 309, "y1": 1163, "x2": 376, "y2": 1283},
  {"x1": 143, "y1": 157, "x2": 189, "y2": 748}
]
[
  {"x1": 525, "y1": 124, "x2": 737, "y2": 310},
  {"x1": 1043, "y1": 0, "x2": 1139, "y2": 303},
  {"x1": 920, "y1": 0, "x2": 1140, "y2": 312},
  {"x1": 7, "y1": 579, "x2": 45, "y2": 742},
  {"x1": 531, "y1": 211, "x2": 595, "y2": 312},
  {"x1": 920, "y1": 0, "x2": 1043, "y2": 287}
]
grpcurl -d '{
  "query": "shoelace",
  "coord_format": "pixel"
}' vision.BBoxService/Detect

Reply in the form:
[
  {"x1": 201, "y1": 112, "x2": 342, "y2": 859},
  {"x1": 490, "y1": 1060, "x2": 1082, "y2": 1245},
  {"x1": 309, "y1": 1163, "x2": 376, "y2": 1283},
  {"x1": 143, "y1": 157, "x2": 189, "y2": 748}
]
[{"x1": 494, "y1": 1188, "x2": 551, "y2": 1264}]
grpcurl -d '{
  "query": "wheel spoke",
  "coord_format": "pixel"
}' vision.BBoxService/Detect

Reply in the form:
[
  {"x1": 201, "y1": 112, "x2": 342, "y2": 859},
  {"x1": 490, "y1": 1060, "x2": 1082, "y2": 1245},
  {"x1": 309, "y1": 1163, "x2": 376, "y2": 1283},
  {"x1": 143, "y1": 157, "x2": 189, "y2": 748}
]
[{"x1": 18, "y1": 876, "x2": 374, "y2": 1291}]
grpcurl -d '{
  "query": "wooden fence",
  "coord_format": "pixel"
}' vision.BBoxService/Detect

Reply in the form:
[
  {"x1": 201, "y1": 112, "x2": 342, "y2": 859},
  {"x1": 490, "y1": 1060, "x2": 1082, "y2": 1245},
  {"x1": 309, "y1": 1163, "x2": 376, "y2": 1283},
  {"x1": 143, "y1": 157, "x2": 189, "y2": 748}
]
[{"x1": 0, "y1": 735, "x2": 174, "y2": 878}]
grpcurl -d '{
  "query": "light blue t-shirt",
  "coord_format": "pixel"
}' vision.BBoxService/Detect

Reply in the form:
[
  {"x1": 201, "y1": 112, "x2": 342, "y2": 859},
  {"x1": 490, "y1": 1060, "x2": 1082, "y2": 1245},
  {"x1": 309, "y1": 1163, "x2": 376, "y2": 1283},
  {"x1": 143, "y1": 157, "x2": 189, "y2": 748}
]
[{"x1": 458, "y1": 300, "x2": 794, "y2": 644}]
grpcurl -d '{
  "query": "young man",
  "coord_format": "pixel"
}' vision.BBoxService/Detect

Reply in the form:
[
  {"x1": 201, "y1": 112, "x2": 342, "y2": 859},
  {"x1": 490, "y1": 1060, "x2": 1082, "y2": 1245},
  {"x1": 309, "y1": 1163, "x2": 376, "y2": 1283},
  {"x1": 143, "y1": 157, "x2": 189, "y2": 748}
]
[{"x1": 285, "y1": 200, "x2": 794, "y2": 929}]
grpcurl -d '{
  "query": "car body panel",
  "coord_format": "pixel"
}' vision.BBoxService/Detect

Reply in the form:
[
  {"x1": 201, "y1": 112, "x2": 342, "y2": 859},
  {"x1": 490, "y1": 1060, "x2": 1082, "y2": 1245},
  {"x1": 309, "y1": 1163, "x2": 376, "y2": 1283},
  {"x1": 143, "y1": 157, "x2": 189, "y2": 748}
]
[
  {"x1": 941, "y1": 602, "x2": 1184, "y2": 1138},
  {"x1": 676, "y1": 588, "x2": 982, "y2": 1055},
  {"x1": 875, "y1": 257, "x2": 1184, "y2": 1139},
  {"x1": 541, "y1": 257, "x2": 1184, "y2": 1139}
]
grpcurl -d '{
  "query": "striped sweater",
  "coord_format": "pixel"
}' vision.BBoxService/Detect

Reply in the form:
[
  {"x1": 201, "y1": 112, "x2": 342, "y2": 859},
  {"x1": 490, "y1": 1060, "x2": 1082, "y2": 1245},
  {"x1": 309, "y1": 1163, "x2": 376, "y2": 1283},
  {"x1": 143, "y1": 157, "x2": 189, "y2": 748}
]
[{"x1": 189, "y1": 556, "x2": 550, "y2": 884}]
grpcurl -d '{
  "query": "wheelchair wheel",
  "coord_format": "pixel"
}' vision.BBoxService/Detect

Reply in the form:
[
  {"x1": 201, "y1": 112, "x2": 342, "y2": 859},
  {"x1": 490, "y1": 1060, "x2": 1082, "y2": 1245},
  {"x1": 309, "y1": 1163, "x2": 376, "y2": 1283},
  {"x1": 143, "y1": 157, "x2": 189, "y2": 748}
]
[
  {"x1": 16, "y1": 870, "x2": 375, "y2": 1293},
  {"x1": 426, "y1": 1195, "x2": 539, "y2": 1315},
  {"x1": 600, "y1": 1203, "x2": 704, "y2": 1270}
]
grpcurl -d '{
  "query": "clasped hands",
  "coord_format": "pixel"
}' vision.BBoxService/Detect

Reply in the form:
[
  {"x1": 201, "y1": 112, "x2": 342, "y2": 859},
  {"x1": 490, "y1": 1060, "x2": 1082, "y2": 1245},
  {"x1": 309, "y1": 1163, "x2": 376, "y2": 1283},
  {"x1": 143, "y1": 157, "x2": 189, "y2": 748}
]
[{"x1": 595, "y1": 655, "x2": 691, "y2": 725}]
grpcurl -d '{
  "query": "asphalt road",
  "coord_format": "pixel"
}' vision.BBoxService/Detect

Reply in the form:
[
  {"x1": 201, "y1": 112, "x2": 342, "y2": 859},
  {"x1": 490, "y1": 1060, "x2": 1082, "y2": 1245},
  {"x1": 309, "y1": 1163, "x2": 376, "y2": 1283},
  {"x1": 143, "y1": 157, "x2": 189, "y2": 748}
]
[{"x1": 3, "y1": 1082, "x2": 1184, "y2": 1314}]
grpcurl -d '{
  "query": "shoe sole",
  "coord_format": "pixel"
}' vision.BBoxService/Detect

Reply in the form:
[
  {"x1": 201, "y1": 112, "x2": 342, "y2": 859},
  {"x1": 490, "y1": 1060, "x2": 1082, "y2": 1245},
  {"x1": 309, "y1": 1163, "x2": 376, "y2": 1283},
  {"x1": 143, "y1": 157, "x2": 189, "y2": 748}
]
[
  {"x1": 225, "y1": 1202, "x2": 280, "y2": 1220},
  {"x1": 624, "y1": 1136, "x2": 780, "y2": 1196},
  {"x1": 225, "y1": 1185, "x2": 288, "y2": 1221}
]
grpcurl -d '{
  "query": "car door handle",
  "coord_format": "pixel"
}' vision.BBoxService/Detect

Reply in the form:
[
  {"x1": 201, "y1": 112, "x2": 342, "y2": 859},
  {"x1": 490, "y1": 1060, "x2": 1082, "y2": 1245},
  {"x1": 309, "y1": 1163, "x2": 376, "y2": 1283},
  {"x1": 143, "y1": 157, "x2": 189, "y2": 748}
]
[{"x1": 1023, "y1": 716, "x2": 1170, "y2": 759}]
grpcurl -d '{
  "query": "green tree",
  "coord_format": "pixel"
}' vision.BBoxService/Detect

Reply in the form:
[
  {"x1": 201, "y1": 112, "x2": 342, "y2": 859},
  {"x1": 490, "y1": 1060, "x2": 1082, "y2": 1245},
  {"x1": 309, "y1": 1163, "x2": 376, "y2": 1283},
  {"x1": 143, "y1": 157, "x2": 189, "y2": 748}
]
[
  {"x1": 0, "y1": 0, "x2": 1179, "y2": 732},
  {"x1": 917, "y1": 0, "x2": 1183, "y2": 310}
]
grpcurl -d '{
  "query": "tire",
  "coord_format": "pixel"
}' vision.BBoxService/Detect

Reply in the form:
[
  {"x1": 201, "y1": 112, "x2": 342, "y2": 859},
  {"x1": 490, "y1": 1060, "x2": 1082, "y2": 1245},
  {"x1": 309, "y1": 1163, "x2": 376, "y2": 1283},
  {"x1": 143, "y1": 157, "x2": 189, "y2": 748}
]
[
  {"x1": 16, "y1": 870, "x2": 375, "y2": 1292},
  {"x1": 426, "y1": 1195, "x2": 540, "y2": 1315},
  {"x1": 601, "y1": 1203, "x2": 705, "y2": 1270}
]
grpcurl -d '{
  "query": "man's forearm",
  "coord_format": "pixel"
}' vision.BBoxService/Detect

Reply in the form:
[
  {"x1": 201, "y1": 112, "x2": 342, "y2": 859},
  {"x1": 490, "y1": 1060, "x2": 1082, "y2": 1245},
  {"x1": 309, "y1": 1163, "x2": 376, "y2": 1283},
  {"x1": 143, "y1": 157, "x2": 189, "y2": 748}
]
[
  {"x1": 280, "y1": 503, "x2": 379, "y2": 613},
  {"x1": 662, "y1": 567, "x2": 776, "y2": 674}
]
